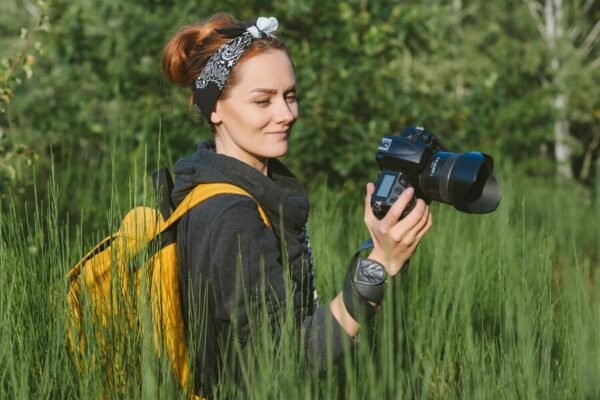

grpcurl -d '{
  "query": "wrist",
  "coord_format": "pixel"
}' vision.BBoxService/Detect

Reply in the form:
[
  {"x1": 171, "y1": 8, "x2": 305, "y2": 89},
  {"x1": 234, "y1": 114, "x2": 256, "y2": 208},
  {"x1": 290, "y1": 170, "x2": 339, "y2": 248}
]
[
  {"x1": 342, "y1": 256, "x2": 387, "y2": 321},
  {"x1": 367, "y1": 249, "x2": 409, "y2": 277},
  {"x1": 329, "y1": 294, "x2": 360, "y2": 337}
]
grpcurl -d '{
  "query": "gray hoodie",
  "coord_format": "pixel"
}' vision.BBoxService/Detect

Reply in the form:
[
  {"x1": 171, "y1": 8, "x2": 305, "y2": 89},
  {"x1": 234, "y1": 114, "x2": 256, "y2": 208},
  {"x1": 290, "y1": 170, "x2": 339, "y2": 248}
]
[{"x1": 172, "y1": 141, "x2": 351, "y2": 396}]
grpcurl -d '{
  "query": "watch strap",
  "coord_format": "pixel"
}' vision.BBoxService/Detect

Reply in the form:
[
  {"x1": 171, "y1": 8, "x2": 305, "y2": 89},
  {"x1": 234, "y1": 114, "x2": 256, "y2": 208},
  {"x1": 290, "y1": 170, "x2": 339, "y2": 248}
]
[{"x1": 342, "y1": 255, "x2": 386, "y2": 321}]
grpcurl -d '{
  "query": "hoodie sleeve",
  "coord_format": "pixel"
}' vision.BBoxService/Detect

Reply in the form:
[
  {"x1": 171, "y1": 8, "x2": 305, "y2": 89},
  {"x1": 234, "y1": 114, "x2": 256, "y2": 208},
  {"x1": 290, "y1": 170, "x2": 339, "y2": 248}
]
[{"x1": 180, "y1": 194, "x2": 352, "y2": 371}]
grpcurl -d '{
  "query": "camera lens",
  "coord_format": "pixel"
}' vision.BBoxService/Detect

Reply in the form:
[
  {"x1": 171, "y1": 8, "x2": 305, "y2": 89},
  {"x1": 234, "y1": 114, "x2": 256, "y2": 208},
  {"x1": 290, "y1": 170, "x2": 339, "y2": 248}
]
[
  {"x1": 374, "y1": 128, "x2": 501, "y2": 216},
  {"x1": 420, "y1": 151, "x2": 494, "y2": 213}
]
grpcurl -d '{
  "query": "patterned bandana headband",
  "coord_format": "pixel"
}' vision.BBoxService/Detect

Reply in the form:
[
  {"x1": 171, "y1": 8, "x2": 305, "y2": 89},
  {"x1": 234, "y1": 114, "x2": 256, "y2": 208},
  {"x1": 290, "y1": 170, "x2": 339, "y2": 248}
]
[{"x1": 194, "y1": 16, "x2": 279, "y2": 122}]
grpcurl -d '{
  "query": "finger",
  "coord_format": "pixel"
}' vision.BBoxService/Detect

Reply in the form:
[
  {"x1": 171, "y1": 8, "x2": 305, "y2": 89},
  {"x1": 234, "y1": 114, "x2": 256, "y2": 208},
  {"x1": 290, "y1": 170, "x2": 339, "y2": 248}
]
[
  {"x1": 394, "y1": 198, "x2": 427, "y2": 229},
  {"x1": 414, "y1": 209, "x2": 433, "y2": 241},
  {"x1": 364, "y1": 182, "x2": 376, "y2": 222},
  {"x1": 388, "y1": 200, "x2": 427, "y2": 244},
  {"x1": 413, "y1": 204, "x2": 430, "y2": 233},
  {"x1": 403, "y1": 212, "x2": 432, "y2": 251},
  {"x1": 382, "y1": 187, "x2": 415, "y2": 225}
]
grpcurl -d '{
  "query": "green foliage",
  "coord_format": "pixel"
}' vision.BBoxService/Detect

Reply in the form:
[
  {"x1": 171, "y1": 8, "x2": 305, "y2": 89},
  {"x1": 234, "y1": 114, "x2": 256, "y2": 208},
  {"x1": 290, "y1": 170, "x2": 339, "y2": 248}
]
[
  {"x1": 1, "y1": 0, "x2": 598, "y2": 205},
  {"x1": 1, "y1": 1, "x2": 599, "y2": 397},
  {"x1": 0, "y1": 1, "x2": 49, "y2": 199}
]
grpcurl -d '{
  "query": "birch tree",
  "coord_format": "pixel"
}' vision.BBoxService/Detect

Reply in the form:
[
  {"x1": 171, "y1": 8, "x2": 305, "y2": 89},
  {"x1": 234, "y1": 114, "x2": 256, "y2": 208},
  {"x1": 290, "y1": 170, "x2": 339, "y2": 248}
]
[{"x1": 524, "y1": 0, "x2": 600, "y2": 179}]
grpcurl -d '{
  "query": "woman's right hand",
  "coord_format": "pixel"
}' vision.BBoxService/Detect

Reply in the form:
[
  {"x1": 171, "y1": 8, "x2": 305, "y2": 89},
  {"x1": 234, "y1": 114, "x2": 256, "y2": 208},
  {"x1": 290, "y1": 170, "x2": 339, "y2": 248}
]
[{"x1": 363, "y1": 182, "x2": 432, "y2": 277}]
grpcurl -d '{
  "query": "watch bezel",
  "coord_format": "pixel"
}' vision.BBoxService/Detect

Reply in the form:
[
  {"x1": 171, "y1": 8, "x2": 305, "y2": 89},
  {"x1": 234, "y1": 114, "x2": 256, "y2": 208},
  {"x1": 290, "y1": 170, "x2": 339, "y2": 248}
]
[{"x1": 353, "y1": 257, "x2": 386, "y2": 286}]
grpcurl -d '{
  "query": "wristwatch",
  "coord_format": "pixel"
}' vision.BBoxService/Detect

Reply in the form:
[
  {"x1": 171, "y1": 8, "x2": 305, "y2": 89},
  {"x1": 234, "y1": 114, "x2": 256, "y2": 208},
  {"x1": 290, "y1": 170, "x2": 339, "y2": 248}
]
[
  {"x1": 343, "y1": 256, "x2": 387, "y2": 321},
  {"x1": 353, "y1": 257, "x2": 386, "y2": 301}
]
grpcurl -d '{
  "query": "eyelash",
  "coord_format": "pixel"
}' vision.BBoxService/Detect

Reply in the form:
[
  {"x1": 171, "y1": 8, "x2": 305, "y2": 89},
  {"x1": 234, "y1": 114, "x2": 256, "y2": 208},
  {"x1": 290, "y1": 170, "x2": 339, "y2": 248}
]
[{"x1": 255, "y1": 94, "x2": 298, "y2": 107}]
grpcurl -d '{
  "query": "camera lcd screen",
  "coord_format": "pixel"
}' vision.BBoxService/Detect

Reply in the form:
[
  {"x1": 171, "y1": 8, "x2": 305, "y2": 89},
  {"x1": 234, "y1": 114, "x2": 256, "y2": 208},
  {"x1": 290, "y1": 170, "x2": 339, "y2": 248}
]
[{"x1": 376, "y1": 174, "x2": 396, "y2": 198}]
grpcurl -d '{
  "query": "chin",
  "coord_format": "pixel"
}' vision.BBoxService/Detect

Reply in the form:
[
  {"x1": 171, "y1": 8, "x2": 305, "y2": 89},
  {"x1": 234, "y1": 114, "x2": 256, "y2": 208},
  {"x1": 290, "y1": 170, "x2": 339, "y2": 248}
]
[
  {"x1": 264, "y1": 142, "x2": 288, "y2": 158},
  {"x1": 269, "y1": 149, "x2": 288, "y2": 159}
]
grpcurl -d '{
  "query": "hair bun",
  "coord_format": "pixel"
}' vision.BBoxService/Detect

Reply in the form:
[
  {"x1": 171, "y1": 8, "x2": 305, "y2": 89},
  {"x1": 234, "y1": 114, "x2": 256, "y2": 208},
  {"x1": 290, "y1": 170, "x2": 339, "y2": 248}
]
[{"x1": 162, "y1": 14, "x2": 240, "y2": 88}]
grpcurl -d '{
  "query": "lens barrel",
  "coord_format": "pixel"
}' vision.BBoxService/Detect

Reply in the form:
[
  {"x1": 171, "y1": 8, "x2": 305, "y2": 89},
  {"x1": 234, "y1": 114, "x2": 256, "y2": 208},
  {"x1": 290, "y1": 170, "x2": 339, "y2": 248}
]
[{"x1": 420, "y1": 151, "x2": 500, "y2": 214}]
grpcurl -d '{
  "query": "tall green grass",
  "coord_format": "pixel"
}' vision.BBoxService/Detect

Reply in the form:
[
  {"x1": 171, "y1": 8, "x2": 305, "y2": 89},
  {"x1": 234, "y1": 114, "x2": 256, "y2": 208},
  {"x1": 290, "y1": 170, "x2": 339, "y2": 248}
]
[{"x1": 1, "y1": 166, "x2": 599, "y2": 398}]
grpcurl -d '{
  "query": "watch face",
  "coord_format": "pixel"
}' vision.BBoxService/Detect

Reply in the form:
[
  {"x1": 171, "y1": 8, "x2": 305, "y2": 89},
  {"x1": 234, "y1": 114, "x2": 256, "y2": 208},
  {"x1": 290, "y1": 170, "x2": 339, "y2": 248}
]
[{"x1": 354, "y1": 258, "x2": 386, "y2": 285}]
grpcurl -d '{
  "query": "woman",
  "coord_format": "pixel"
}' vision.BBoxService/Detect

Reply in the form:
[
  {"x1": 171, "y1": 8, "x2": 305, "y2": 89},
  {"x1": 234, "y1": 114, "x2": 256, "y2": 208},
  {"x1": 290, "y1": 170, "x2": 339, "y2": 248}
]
[{"x1": 161, "y1": 13, "x2": 432, "y2": 396}]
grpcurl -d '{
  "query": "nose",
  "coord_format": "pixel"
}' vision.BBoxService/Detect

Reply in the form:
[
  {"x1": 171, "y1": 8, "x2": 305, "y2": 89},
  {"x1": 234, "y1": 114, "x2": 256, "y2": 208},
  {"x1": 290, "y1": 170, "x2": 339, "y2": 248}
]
[{"x1": 274, "y1": 98, "x2": 297, "y2": 125}]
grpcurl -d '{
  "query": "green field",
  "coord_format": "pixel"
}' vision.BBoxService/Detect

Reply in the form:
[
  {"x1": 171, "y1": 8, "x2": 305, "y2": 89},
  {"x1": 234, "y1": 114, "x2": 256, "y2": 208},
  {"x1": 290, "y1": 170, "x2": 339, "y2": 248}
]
[
  {"x1": 2, "y1": 0, "x2": 599, "y2": 398},
  {"x1": 1, "y1": 166, "x2": 599, "y2": 398}
]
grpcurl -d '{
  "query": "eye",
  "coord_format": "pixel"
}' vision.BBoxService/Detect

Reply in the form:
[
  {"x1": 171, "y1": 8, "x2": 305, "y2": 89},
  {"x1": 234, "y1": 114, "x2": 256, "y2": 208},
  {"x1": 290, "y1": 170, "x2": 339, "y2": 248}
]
[
  {"x1": 285, "y1": 93, "x2": 298, "y2": 103},
  {"x1": 255, "y1": 99, "x2": 271, "y2": 107}
]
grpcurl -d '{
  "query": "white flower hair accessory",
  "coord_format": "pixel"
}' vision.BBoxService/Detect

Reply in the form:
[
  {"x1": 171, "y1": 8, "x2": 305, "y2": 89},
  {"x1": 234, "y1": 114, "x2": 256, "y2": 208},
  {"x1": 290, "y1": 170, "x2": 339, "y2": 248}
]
[{"x1": 247, "y1": 16, "x2": 279, "y2": 38}]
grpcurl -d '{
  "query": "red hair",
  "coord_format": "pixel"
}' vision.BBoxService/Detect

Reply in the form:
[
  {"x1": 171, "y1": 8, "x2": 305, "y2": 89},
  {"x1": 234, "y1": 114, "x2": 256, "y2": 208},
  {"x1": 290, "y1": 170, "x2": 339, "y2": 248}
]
[{"x1": 162, "y1": 13, "x2": 289, "y2": 105}]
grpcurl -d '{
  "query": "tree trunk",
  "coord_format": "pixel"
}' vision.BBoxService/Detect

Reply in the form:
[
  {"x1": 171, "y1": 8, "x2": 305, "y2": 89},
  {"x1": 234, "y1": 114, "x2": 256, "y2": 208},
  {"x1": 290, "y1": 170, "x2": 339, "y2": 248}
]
[
  {"x1": 453, "y1": 0, "x2": 465, "y2": 99},
  {"x1": 580, "y1": 128, "x2": 600, "y2": 181},
  {"x1": 545, "y1": 0, "x2": 573, "y2": 178},
  {"x1": 526, "y1": 0, "x2": 600, "y2": 179},
  {"x1": 553, "y1": 93, "x2": 573, "y2": 178}
]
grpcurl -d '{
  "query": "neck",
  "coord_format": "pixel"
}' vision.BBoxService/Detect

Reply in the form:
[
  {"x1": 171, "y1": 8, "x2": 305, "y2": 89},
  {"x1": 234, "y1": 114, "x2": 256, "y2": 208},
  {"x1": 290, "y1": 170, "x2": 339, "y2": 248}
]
[{"x1": 214, "y1": 136, "x2": 269, "y2": 175}]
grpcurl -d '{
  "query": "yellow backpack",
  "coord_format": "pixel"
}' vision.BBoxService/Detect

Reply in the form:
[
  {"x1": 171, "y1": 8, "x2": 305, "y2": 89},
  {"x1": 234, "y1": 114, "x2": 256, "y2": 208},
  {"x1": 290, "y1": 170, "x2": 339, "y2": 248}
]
[{"x1": 66, "y1": 168, "x2": 270, "y2": 396}]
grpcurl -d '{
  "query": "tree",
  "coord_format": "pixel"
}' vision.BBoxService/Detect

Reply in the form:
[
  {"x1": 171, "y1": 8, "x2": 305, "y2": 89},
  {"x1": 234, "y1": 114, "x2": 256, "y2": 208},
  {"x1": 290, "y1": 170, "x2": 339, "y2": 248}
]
[
  {"x1": 0, "y1": 1, "x2": 49, "y2": 199},
  {"x1": 524, "y1": 0, "x2": 600, "y2": 179}
]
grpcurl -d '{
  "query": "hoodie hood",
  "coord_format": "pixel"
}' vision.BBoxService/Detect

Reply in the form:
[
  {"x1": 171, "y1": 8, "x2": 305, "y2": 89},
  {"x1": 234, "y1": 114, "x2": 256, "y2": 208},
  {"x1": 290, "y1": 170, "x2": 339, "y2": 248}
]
[{"x1": 172, "y1": 140, "x2": 309, "y2": 235}]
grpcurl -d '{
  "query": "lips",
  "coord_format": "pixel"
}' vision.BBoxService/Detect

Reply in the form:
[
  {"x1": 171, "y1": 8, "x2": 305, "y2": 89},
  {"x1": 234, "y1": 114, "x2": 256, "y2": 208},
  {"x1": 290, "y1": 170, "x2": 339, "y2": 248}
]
[{"x1": 266, "y1": 130, "x2": 289, "y2": 135}]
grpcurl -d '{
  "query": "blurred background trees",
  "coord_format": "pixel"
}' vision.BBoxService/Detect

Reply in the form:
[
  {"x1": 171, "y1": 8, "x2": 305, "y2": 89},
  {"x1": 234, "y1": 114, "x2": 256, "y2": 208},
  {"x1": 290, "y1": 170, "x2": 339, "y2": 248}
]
[{"x1": 1, "y1": 0, "x2": 599, "y2": 215}]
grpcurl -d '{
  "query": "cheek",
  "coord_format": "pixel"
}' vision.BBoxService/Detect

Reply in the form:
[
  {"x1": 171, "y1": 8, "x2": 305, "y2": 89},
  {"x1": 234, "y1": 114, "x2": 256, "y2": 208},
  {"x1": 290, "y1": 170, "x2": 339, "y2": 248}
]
[
  {"x1": 229, "y1": 105, "x2": 267, "y2": 130},
  {"x1": 291, "y1": 103, "x2": 300, "y2": 119},
  {"x1": 246, "y1": 105, "x2": 271, "y2": 125},
  {"x1": 256, "y1": 110, "x2": 274, "y2": 127}
]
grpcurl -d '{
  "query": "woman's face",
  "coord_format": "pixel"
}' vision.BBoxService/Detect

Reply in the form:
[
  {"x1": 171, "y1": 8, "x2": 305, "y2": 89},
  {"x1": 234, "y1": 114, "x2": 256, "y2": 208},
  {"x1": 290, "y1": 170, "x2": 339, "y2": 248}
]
[{"x1": 211, "y1": 49, "x2": 298, "y2": 172}]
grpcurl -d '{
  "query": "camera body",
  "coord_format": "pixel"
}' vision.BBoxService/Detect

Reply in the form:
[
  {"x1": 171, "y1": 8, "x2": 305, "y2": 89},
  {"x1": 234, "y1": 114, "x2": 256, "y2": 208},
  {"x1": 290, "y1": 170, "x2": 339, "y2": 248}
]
[{"x1": 371, "y1": 127, "x2": 500, "y2": 219}]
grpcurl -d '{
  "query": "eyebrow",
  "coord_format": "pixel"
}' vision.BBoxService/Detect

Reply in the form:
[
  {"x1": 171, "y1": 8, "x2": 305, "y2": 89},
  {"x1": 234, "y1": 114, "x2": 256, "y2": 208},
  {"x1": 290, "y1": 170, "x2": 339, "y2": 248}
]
[{"x1": 250, "y1": 85, "x2": 297, "y2": 95}]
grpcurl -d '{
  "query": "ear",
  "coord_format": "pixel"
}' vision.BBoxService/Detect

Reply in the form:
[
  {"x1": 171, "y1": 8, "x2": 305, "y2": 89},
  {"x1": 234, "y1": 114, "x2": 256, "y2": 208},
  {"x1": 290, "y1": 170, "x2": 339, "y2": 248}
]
[
  {"x1": 210, "y1": 103, "x2": 222, "y2": 125},
  {"x1": 210, "y1": 112, "x2": 221, "y2": 125}
]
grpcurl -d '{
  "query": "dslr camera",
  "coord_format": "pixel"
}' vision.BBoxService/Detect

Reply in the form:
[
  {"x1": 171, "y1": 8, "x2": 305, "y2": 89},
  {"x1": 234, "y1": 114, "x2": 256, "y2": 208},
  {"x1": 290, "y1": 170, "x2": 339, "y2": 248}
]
[{"x1": 371, "y1": 127, "x2": 501, "y2": 219}]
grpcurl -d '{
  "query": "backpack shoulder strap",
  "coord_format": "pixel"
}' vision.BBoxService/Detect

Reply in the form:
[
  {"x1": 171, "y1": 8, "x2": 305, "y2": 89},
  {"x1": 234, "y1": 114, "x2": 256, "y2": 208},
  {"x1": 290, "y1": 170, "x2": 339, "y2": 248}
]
[
  {"x1": 66, "y1": 233, "x2": 115, "y2": 283},
  {"x1": 158, "y1": 183, "x2": 271, "y2": 234},
  {"x1": 152, "y1": 167, "x2": 176, "y2": 220}
]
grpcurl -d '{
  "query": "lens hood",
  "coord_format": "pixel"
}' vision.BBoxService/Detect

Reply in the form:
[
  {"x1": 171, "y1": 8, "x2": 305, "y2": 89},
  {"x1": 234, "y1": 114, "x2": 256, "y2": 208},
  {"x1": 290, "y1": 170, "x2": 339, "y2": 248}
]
[{"x1": 450, "y1": 152, "x2": 501, "y2": 214}]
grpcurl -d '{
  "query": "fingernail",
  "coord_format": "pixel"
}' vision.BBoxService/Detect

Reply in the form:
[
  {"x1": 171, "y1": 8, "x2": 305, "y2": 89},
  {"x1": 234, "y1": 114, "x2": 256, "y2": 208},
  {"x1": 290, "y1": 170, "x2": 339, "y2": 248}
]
[{"x1": 405, "y1": 187, "x2": 414, "y2": 196}]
